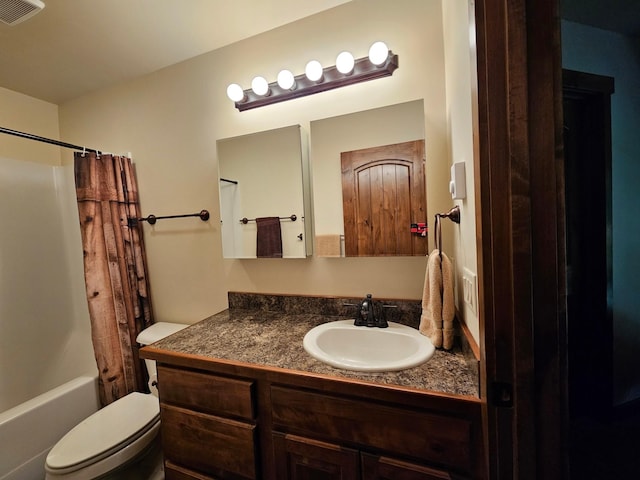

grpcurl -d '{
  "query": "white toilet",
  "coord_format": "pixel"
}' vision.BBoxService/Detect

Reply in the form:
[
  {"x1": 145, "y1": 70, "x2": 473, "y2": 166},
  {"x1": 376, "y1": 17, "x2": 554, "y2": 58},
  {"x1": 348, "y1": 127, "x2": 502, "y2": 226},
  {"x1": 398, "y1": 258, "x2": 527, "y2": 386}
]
[{"x1": 45, "y1": 322, "x2": 188, "y2": 479}]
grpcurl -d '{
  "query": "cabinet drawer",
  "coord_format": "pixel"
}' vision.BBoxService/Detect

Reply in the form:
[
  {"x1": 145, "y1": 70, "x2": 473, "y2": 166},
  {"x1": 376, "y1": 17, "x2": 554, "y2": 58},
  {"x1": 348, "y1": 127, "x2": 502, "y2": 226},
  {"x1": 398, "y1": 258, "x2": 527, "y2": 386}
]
[
  {"x1": 165, "y1": 460, "x2": 217, "y2": 480},
  {"x1": 158, "y1": 365, "x2": 254, "y2": 420},
  {"x1": 361, "y1": 452, "x2": 454, "y2": 480},
  {"x1": 271, "y1": 386, "x2": 473, "y2": 473},
  {"x1": 162, "y1": 404, "x2": 257, "y2": 479}
]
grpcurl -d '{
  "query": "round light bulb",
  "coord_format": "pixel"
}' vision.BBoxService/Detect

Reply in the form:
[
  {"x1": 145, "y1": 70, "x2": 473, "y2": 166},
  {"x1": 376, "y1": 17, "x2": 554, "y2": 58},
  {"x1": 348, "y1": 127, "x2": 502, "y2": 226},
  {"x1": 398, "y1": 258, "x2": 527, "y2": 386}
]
[
  {"x1": 226, "y1": 83, "x2": 245, "y2": 102},
  {"x1": 251, "y1": 76, "x2": 270, "y2": 96},
  {"x1": 277, "y1": 69, "x2": 296, "y2": 90},
  {"x1": 305, "y1": 60, "x2": 324, "y2": 82},
  {"x1": 336, "y1": 51, "x2": 355, "y2": 74},
  {"x1": 368, "y1": 41, "x2": 389, "y2": 66}
]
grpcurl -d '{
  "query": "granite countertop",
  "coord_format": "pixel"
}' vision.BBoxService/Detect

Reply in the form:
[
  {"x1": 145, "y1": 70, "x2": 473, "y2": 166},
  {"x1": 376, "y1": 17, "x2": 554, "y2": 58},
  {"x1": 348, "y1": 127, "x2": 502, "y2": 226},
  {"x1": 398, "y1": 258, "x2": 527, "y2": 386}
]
[{"x1": 150, "y1": 308, "x2": 479, "y2": 398}]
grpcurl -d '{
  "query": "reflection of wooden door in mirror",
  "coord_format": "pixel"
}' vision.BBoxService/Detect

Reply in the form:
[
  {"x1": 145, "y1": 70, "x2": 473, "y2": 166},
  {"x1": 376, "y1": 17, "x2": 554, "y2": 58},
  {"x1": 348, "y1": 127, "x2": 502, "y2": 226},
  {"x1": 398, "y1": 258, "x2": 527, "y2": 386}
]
[{"x1": 341, "y1": 140, "x2": 427, "y2": 256}]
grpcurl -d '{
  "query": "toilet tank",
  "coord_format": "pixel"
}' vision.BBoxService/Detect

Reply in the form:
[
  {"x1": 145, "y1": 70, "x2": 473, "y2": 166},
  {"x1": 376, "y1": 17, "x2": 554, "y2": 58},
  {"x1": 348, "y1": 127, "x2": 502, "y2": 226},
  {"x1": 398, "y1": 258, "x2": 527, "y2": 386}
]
[{"x1": 136, "y1": 322, "x2": 188, "y2": 395}]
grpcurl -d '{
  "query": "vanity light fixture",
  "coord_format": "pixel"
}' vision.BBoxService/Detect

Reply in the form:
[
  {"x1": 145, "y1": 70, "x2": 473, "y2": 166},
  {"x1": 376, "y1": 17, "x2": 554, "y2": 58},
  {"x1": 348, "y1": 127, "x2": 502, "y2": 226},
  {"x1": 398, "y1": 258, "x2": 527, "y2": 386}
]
[
  {"x1": 305, "y1": 60, "x2": 324, "y2": 82},
  {"x1": 251, "y1": 76, "x2": 270, "y2": 96},
  {"x1": 277, "y1": 69, "x2": 296, "y2": 90},
  {"x1": 368, "y1": 41, "x2": 390, "y2": 66},
  {"x1": 336, "y1": 51, "x2": 355, "y2": 75},
  {"x1": 226, "y1": 83, "x2": 246, "y2": 103},
  {"x1": 226, "y1": 41, "x2": 399, "y2": 111}
]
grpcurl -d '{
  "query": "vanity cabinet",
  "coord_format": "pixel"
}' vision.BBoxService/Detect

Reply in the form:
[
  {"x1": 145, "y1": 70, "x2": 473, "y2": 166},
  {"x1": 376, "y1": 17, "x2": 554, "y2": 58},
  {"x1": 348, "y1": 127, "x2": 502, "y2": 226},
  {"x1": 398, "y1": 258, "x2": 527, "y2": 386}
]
[
  {"x1": 272, "y1": 433, "x2": 360, "y2": 479},
  {"x1": 157, "y1": 365, "x2": 258, "y2": 479},
  {"x1": 150, "y1": 359, "x2": 484, "y2": 480},
  {"x1": 270, "y1": 386, "x2": 469, "y2": 480},
  {"x1": 273, "y1": 434, "x2": 452, "y2": 480}
]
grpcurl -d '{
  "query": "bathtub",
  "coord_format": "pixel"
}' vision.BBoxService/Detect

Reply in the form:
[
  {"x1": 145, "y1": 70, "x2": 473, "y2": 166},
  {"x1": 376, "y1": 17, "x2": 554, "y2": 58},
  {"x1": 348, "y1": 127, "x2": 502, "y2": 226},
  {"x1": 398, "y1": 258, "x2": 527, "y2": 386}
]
[{"x1": 0, "y1": 376, "x2": 100, "y2": 480}]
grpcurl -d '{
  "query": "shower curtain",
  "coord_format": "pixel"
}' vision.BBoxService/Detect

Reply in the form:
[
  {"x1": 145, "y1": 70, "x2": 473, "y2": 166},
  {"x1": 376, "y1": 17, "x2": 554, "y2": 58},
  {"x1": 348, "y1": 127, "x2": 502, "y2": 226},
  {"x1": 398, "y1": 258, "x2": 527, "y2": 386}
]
[{"x1": 74, "y1": 152, "x2": 154, "y2": 406}]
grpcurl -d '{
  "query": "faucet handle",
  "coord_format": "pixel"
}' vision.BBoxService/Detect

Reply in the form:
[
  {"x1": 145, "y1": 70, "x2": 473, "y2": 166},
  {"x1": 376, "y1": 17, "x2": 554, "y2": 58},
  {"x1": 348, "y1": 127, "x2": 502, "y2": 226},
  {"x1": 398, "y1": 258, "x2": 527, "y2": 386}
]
[
  {"x1": 372, "y1": 302, "x2": 387, "y2": 328},
  {"x1": 375, "y1": 304, "x2": 398, "y2": 328}
]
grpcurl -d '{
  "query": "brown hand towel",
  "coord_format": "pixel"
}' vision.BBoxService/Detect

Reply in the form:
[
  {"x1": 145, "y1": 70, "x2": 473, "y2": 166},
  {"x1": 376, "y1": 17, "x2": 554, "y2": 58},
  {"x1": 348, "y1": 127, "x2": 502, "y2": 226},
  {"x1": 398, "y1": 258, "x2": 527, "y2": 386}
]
[
  {"x1": 419, "y1": 249, "x2": 455, "y2": 350},
  {"x1": 256, "y1": 217, "x2": 283, "y2": 258}
]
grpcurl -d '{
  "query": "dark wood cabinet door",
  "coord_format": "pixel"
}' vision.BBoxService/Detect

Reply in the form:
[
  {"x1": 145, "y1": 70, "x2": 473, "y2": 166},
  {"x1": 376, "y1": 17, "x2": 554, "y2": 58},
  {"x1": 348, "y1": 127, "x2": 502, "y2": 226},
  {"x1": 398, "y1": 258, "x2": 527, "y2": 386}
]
[
  {"x1": 165, "y1": 460, "x2": 217, "y2": 480},
  {"x1": 270, "y1": 386, "x2": 473, "y2": 475},
  {"x1": 161, "y1": 404, "x2": 257, "y2": 479},
  {"x1": 273, "y1": 433, "x2": 359, "y2": 480},
  {"x1": 361, "y1": 453, "x2": 454, "y2": 480}
]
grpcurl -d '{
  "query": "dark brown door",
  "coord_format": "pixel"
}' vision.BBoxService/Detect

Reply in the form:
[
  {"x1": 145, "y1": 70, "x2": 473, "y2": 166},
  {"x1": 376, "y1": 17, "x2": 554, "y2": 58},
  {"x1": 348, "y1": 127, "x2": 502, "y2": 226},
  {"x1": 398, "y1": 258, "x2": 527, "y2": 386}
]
[
  {"x1": 361, "y1": 452, "x2": 452, "y2": 479},
  {"x1": 563, "y1": 69, "x2": 615, "y2": 478},
  {"x1": 341, "y1": 140, "x2": 427, "y2": 256},
  {"x1": 273, "y1": 433, "x2": 359, "y2": 480}
]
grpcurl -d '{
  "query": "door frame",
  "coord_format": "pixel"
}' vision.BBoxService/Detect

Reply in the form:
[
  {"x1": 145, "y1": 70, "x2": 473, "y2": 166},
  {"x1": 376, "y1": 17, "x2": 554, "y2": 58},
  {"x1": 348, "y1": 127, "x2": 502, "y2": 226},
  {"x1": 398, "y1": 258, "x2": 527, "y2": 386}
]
[
  {"x1": 474, "y1": 0, "x2": 566, "y2": 478},
  {"x1": 562, "y1": 69, "x2": 615, "y2": 419}
]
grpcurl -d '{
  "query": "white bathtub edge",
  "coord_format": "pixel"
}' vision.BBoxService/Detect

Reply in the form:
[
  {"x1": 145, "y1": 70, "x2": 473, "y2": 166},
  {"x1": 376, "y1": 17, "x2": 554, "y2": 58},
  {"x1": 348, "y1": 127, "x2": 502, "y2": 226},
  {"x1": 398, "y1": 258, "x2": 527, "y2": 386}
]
[{"x1": 0, "y1": 375, "x2": 100, "y2": 479}]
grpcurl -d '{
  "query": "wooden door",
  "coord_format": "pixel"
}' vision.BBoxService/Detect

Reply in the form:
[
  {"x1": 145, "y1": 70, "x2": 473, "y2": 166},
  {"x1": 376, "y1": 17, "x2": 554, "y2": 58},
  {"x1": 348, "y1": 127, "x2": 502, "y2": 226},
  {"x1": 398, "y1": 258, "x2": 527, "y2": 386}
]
[
  {"x1": 475, "y1": 0, "x2": 568, "y2": 478},
  {"x1": 273, "y1": 433, "x2": 359, "y2": 480},
  {"x1": 563, "y1": 70, "x2": 614, "y2": 418},
  {"x1": 341, "y1": 140, "x2": 427, "y2": 256},
  {"x1": 361, "y1": 453, "x2": 452, "y2": 480},
  {"x1": 563, "y1": 70, "x2": 615, "y2": 477}
]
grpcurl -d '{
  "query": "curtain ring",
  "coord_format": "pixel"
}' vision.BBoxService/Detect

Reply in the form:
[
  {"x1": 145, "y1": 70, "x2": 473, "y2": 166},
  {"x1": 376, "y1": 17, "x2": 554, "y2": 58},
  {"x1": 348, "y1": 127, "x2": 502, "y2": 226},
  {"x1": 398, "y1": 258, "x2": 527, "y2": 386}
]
[{"x1": 81, "y1": 147, "x2": 86, "y2": 157}]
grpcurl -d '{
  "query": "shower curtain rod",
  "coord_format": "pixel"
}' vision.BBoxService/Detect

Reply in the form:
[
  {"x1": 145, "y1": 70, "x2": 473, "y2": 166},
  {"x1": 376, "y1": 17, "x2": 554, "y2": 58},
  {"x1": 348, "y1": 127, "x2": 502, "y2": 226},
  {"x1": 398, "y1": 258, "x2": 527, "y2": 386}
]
[{"x1": 0, "y1": 126, "x2": 100, "y2": 154}]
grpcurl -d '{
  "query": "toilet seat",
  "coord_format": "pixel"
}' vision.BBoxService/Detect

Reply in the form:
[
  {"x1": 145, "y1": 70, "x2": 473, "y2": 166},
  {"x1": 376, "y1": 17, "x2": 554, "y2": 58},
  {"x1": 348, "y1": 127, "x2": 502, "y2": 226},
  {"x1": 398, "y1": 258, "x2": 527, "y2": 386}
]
[{"x1": 45, "y1": 392, "x2": 160, "y2": 476}]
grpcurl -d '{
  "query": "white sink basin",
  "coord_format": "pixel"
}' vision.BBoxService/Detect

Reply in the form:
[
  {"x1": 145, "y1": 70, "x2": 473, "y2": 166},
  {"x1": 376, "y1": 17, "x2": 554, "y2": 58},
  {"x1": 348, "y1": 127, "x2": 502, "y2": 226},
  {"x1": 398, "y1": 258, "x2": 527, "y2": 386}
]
[{"x1": 303, "y1": 320, "x2": 435, "y2": 372}]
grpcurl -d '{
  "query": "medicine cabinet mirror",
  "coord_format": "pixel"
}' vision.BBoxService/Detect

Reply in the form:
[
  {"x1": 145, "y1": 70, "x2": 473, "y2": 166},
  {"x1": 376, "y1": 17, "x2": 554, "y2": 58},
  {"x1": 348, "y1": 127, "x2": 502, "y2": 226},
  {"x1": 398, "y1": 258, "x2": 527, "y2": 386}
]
[
  {"x1": 217, "y1": 125, "x2": 313, "y2": 259},
  {"x1": 311, "y1": 100, "x2": 428, "y2": 257}
]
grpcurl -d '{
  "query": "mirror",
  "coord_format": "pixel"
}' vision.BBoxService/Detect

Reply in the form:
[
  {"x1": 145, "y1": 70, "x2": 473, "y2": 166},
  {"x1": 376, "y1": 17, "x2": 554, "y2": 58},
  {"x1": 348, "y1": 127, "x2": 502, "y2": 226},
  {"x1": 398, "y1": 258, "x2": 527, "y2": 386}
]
[
  {"x1": 217, "y1": 125, "x2": 313, "y2": 259},
  {"x1": 311, "y1": 100, "x2": 428, "y2": 257}
]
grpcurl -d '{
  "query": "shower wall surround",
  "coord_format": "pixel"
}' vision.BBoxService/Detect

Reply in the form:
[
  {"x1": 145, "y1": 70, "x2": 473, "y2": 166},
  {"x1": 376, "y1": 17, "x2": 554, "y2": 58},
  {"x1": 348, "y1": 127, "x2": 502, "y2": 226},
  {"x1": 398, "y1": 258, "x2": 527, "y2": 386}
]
[{"x1": 0, "y1": 157, "x2": 95, "y2": 412}]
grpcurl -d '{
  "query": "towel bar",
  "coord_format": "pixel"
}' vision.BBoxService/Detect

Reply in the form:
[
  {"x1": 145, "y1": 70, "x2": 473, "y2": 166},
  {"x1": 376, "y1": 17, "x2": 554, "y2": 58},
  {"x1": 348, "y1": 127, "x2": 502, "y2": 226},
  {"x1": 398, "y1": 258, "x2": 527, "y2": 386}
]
[
  {"x1": 436, "y1": 205, "x2": 460, "y2": 224},
  {"x1": 138, "y1": 209, "x2": 210, "y2": 225},
  {"x1": 239, "y1": 214, "x2": 297, "y2": 224}
]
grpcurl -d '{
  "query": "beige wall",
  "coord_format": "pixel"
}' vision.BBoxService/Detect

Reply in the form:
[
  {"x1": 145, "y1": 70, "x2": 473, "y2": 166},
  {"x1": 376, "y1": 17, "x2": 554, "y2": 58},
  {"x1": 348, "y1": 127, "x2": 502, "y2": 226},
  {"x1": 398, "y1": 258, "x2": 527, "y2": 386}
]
[
  {"x1": 58, "y1": 0, "x2": 479, "y2": 341},
  {"x1": 0, "y1": 86, "x2": 61, "y2": 165},
  {"x1": 443, "y1": 1, "x2": 479, "y2": 341}
]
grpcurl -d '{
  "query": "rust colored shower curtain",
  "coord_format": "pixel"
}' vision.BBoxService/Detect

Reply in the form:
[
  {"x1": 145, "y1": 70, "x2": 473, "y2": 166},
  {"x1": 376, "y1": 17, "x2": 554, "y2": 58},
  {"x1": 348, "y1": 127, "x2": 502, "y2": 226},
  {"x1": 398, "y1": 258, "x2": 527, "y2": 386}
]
[{"x1": 74, "y1": 152, "x2": 154, "y2": 406}]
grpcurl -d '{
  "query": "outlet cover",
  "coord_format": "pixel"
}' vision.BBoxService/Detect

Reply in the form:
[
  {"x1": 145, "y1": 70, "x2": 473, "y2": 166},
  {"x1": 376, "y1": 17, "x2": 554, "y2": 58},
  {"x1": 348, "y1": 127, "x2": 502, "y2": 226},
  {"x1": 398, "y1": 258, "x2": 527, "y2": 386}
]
[{"x1": 462, "y1": 267, "x2": 477, "y2": 314}]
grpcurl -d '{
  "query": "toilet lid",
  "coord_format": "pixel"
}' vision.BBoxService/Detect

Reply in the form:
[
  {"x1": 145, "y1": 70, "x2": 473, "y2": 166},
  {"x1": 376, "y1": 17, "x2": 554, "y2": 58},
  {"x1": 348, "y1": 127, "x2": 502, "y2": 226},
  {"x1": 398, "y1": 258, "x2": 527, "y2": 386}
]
[{"x1": 46, "y1": 392, "x2": 159, "y2": 470}]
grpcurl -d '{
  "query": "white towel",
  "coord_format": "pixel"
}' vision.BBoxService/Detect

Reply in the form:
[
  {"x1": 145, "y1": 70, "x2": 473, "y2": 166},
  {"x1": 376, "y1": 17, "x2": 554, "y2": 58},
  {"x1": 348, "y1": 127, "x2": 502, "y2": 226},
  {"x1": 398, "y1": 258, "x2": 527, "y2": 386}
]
[{"x1": 419, "y1": 249, "x2": 455, "y2": 350}]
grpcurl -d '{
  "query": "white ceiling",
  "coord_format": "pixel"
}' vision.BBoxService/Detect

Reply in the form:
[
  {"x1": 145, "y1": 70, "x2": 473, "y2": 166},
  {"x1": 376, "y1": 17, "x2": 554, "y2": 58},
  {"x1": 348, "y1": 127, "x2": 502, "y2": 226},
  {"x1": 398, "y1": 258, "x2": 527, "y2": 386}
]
[
  {"x1": 1, "y1": 0, "x2": 636, "y2": 106},
  {"x1": 0, "y1": 0, "x2": 351, "y2": 104}
]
